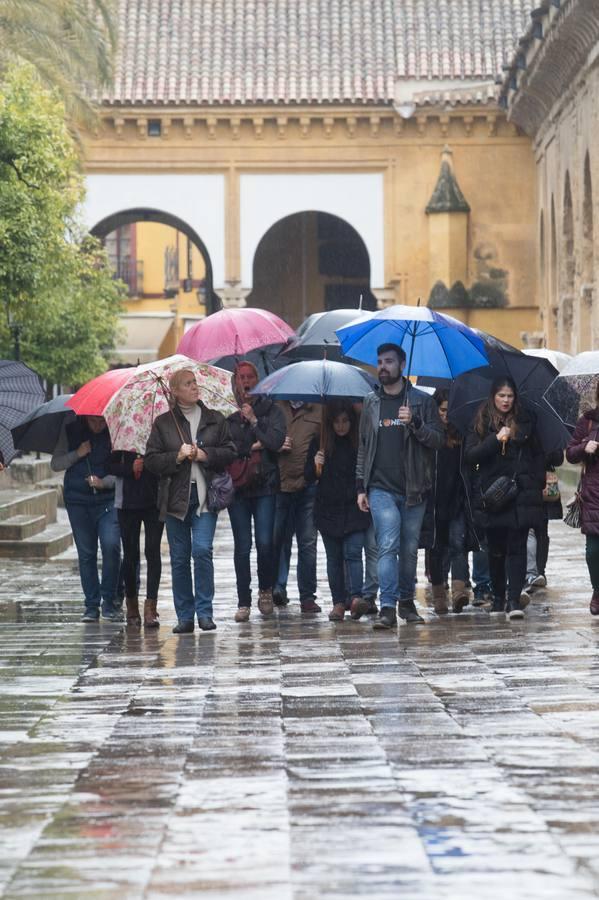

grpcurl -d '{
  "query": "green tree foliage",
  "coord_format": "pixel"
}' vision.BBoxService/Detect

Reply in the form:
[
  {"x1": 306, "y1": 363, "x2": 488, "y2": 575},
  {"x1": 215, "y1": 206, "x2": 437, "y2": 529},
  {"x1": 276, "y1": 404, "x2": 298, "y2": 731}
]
[
  {"x1": 0, "y1": 0, "x2": 117, "y2": 124},
  {"x1": 0, "y1": 65, "x2": 125, "y2": 386}
]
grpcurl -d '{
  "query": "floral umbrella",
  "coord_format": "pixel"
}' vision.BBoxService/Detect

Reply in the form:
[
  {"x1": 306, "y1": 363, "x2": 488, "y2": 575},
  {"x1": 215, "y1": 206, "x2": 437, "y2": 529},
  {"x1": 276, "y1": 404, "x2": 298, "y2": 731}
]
[{"x1": 103, "y1": 354, "x2": 237, "y2": 453}]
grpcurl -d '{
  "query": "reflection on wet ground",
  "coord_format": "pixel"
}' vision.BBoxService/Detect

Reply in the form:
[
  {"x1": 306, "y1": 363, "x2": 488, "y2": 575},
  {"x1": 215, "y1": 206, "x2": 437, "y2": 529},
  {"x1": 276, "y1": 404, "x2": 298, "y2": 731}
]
[{"x1": 1, "y1": 521, "x2": 599, "y2": 898}]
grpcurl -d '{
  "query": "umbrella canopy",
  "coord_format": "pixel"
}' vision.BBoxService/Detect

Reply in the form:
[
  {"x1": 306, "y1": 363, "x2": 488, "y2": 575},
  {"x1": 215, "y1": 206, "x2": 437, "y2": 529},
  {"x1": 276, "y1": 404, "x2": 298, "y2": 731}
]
[
  {"x1": 251, "y1": 359, "x2": 377, "y2": 403},
  {"x1": 335, "y1": 305, "x2": 488, "y2": 378},
  {"x1": 11, "y1": 394, "x2": 75, "y2": 455},
  {"x1": 177, "y1": 308, "x2": 294, "y2": 361},
  {"x1": 210, "y1": 343, "x2": 290, "y2": 380},
  {"x1": 67, "y1": 367, "x2": 135, "y2": 416},
  {"x1": 104, "y1": 354, "x2": 237, "y2": 453},
  {"x1": 0, "y1": 360, "x2": 46, "y2": 464},
  {"x1": 543, "y1": 350, "x2": 599, "y2": 430},
  {"x1": 448, "y1": 353, "x2": 571, "y2": 452},
  {"x1": 281, "y1": 308, "x2": 373, "y2": 361},
  {"x1": 524, "y1": 347, "x2": 572, "y2": 373}
]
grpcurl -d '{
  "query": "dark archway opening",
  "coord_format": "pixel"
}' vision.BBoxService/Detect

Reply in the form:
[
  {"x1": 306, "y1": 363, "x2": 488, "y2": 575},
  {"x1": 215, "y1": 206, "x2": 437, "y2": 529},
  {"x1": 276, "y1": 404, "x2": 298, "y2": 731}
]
[
  {"x1": 248, "y1": 211, "x2": 376, "y2": 329},
  {"x1": 91, "y1": 207, "x2": 218, "y2": 314}
]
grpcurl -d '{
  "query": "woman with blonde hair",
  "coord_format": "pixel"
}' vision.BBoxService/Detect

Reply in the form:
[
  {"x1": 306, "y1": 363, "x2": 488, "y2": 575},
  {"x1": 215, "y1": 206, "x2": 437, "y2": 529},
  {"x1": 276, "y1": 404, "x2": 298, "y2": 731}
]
[{"x1": 145, "y1": 368, "x2": 236, "y2": 633}]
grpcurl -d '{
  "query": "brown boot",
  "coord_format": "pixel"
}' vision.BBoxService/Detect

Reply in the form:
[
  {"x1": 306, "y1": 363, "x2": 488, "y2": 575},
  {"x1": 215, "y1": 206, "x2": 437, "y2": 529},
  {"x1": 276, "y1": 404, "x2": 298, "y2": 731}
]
[
  {"x1": 126, "y1": 596, "x2": 141, "y2": 626},
  {"x1": 143, "y1": 598, "x2": 160, "y2": 629},
  {"x1": 257, "y1": 588, "x2": 274, "y2": 617},
  {"x1": 451, "y1": 580, "x2": 470, "y2": 614},
  {"x1": 431, "y1": 584, "x2": 449, "y2": 615},
  {"x1": 591, "y1": 592, "x2": 599, "y2": 616},
  {"x1": 329, "y1": 603, "x2": 346, "y2": 621}
]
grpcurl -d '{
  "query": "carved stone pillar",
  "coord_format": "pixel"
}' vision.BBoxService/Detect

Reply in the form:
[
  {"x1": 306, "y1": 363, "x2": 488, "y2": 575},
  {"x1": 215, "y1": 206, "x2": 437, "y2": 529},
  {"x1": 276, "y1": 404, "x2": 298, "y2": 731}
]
[{"x1": 214, "y1": 282, "x2": 250, "y2": 310}]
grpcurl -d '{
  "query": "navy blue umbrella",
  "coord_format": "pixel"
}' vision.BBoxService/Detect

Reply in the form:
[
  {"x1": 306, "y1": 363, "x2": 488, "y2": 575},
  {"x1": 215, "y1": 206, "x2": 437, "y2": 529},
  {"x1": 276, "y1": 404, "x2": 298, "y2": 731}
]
[{"x1": 251, "y1": 359, "x2": 376, "y2": 403}]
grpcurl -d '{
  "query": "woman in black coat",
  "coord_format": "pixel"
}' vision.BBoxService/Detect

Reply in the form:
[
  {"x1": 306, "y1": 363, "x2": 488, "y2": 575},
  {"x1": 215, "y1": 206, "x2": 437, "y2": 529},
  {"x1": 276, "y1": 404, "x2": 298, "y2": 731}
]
[
  {"x1": 306, "y1": 402, "x2": 370, "y2": 622},
  {"x1": 464, "y1": 377, "x2": 545, "y2": 620}
]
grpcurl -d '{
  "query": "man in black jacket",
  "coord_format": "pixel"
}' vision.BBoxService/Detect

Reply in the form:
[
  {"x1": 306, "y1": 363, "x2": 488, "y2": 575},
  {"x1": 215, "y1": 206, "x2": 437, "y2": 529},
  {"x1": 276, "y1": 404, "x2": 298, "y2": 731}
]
[
  {"x1": 227, "y1": 362, "x2": 286, "y2": 621},
  {"x1": 357, "y1": 344, "x2": 444, "y2": 629}
]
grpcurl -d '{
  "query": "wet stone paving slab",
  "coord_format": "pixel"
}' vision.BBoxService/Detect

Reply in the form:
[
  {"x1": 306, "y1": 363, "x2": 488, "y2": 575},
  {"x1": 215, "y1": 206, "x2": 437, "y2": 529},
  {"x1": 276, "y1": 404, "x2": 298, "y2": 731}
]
[{"x1": 1, "y1": 520, "x2": 599, "y2": 898}]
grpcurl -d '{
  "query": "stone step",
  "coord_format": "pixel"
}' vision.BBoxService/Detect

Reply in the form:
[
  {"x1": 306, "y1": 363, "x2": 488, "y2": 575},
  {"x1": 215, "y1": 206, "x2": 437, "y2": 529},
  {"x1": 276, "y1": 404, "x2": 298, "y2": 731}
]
[
  {"x1": 0, "y1": 489, "x2": 57, "y2": 525},
  {"x1": 9, "y1": 457, "x2": 53, "y2": 485},
  {"x1": 36, "y1": 475, "x2": 65, "y2": 507},
  {"x1": 0, "y1": 523, "x2": 73, "y2": 559},
  {"x1": 0, "y1": 514, "x2": 47, "y2": 540}
]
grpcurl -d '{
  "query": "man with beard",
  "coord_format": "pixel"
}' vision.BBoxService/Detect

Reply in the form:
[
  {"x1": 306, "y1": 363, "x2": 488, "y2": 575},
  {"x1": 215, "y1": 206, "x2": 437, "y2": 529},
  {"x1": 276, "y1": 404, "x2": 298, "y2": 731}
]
[{"x1": 356, "y1": 344, "x2": 444, "y2": 630}]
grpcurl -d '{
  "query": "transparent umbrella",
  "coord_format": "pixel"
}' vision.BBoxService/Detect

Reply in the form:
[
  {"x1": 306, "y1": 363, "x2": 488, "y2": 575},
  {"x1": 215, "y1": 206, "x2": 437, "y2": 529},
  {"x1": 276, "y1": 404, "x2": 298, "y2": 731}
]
[{"x1": 544, "y1": 351, "x2": 599, "y2": 430}]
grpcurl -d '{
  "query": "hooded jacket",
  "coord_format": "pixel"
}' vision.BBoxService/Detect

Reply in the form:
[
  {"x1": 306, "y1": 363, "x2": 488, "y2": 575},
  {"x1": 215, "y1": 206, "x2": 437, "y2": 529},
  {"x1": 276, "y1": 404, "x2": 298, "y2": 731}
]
[
  {"x1": 356, "y1": 383, "x2": 444, "y2": 506},
  {"x1": 145, "y1": 402, "x2": 236, "y2": 520}
]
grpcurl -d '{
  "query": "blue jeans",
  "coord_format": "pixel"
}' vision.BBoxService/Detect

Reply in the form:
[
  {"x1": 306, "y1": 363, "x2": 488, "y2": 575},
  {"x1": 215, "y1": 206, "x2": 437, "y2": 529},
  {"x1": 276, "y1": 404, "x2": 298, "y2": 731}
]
[
  {"x1": 67, "y1": 502, "x2": 121, "y2": 616},
  {"x1": 368, "y1": 488, "x2": 426, "y2": 609},
  {"x1": 273, "y1": 486, "x2": 317, "y2": 601},
  {"x1": 321, "y1": 531, "x2": 365, "y2": 604},
  {"x1": 363, "y1": 522, "x2": 379, "y2": 599},
  {"x1": 472, "y1": 545, "x2": 491, "y2": 594},
  {"x1": 165, "y1": 490, "x2": 218, "y2": 623},
  {"x1": 228, "y1": 493, "x2": 277, "y2": 607}
]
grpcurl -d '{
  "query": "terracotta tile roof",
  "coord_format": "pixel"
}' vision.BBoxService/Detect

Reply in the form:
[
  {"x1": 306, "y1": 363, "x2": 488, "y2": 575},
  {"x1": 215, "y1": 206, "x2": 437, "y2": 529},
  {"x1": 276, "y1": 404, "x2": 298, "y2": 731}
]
[{"x1": 103, "y1": 0, "x2": 535, "y2": 106}]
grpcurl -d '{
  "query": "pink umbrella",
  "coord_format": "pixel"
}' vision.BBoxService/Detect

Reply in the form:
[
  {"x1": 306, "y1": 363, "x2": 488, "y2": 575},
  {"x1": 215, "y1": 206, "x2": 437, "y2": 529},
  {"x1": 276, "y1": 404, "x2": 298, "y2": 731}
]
[{"x1": 177, "y1": 308, "x2": 294, "y2": 361}]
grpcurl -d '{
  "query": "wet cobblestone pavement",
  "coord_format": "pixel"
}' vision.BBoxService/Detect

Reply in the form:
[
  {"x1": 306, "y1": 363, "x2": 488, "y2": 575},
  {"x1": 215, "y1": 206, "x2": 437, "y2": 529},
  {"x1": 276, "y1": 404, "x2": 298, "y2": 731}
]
[{"x1": 1, "y1": 520, "x2": 599, "y2": 899}]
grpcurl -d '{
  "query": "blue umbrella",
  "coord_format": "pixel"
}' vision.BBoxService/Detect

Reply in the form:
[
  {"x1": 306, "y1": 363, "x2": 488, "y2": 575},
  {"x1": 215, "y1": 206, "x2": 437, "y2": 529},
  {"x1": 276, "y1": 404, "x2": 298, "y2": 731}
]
[
  {"x1": 335, "y1": 305, "x2": 488, "y2": 379},
  {"x1": 251, "y1": 359, "x2": 377, "y2": 403}
]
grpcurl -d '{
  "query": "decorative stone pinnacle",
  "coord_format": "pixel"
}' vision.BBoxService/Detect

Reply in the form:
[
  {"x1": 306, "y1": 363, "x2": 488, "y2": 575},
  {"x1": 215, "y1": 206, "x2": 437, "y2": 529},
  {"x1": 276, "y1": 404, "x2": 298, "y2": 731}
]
[{"x1": 425, "y1": 145, "x2": 471, "y2": 214}]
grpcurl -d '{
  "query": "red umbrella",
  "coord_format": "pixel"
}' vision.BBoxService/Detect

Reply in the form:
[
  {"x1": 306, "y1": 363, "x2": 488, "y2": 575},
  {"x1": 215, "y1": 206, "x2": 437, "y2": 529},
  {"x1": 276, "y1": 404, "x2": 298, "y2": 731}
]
[
  {"x1": 177, "y1": 308, "x2": 294, "y2": 361},
  {"x1": 67, "y1": 368, "x2": 135, "y2": 416}
]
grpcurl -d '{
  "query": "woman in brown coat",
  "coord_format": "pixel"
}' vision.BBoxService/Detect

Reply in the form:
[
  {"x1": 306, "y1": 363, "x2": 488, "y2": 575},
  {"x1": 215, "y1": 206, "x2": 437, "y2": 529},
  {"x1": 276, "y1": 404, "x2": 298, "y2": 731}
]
[{"x1": 145, "y1": 369, "x2": 236, "y2": 633}]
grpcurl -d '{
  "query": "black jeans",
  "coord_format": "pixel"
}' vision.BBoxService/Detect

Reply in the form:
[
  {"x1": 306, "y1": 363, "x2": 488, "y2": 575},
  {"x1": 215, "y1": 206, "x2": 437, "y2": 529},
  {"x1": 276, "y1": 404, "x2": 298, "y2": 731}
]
[
  {"x1": 118, "y1": 506, "x2": 164, "y2": 600},
  {"x1": 486, "y1": 525, "x2": 528, "y2": 603},
  {"x1": 586, "y1": 535, "x2": 599, "y2": 591}
]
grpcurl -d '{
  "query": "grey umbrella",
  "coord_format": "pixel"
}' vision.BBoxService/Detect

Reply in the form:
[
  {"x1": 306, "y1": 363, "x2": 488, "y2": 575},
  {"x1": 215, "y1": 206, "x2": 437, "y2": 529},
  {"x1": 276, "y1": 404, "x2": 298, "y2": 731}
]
[{"x1": 11, "y1": 394, "x2": 75, "y2": 455}]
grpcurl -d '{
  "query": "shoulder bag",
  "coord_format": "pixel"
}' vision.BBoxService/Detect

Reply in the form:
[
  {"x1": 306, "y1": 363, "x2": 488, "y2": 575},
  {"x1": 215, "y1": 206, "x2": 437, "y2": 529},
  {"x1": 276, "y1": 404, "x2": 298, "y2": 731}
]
[{"x1": 481, "y1": 447, "x2": 522, "y2": 513}]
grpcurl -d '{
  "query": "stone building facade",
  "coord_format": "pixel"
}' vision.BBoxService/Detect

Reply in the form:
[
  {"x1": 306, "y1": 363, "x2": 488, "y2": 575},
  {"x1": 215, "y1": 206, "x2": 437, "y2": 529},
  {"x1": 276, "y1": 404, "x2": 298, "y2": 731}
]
[
  {"x1": 82, "y1": 0, "x2": 542, "y2": 355},
  {"x1": 502, "y1": 0, "x2": 599, "y2": 353}
]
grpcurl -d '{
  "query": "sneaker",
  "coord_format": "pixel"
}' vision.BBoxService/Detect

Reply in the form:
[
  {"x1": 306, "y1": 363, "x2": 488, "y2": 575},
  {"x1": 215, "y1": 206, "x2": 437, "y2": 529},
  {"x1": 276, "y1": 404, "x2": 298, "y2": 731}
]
[
  {"x1": 397, "y1": 600, "x2": 425, "y2": 624},
  {"x1": 519, "y1": 590, "x2": 531, "y2": 610},
  {"x1": 172, "y1": 621, "x2": 194, "y2": 634},
  {"x1": 272, "y1": 588, "x2": 289, "y2": 607},
  {"x1": 300, "y1": 597, "x2": 321, "y2": 614},
  {"x1": 257, "y1": 589, "x2": 274, "y2": 617},
  {"x1": 81, "y1": 610, "x2": 99, "y2": 622},
  {"x1": 328, "y1": 603, "x2": 346, "y2": 621},
  {"x1": 101, "y1": 609, "x2": 124, "y2": 622},
  {"x1": 198, "y1": 617, "x2": 217, "y2": 631},
  {"x1": 349, "y1": 597, "x2": 370, "y2": 620},
  {"x1": 373, "y1": 607, "x2": 397, "y2": 630},
  {"x1": 506, "y1": 600, "x2": 524, "y2": 621},
  {"x1": 489, "y1": 596, "x2": 505, "y2": 614},
  {"x1": 234, "y1": 607, "x2": 250, "y2": 622},
  {"x1": 530, "y1": 574, "x2": 547, "y2": 588}
]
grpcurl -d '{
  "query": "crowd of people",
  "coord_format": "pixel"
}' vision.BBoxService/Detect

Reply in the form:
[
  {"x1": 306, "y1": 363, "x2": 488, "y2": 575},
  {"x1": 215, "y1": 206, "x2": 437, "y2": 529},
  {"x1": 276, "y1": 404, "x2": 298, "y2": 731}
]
[{"x1": 49, "y1": 342, "x2": 598, "y2": 632}]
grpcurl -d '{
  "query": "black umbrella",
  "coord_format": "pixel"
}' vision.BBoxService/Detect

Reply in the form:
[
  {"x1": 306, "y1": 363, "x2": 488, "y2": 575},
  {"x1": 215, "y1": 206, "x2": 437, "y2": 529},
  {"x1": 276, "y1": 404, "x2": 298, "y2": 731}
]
[
  {"x1": 0, "y1": 360, "x2": 46, "y2": 464},
  {"x1": 280, "y1": 308, "x2": 372, "y2": 362},
  {"x1": 11, "y1": 394, "x2": 75, "y2": 455},
  {"x1": 209, "y1": 343, "x2": 290, "y2": 380},
  {"x1": 448, "y1": 353, "x2": 571, "y2": 453}
]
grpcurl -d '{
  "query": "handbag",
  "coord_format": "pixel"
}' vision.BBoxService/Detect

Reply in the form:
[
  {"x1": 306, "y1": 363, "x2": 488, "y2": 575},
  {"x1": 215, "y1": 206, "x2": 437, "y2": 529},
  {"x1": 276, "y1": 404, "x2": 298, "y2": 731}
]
[
  {"x1": 227, "y1": 449, "x2": 262, "y2": 490},
  {"x1": 207, "y1": 471, "x2": 235, "y2": 512},
  {"x1": 481, "y1": 448, "x2": 522, "y2": 513},
  {"x1": 564, "y1": 485, "x2": 583, "y2": 528},
  {"x1": 542, "y1": 471, "x2": 561, "y2": 502}
]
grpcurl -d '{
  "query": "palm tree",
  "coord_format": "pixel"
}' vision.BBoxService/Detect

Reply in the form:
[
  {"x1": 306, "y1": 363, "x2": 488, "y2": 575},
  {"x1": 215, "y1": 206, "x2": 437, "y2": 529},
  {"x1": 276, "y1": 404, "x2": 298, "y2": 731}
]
[{"x1": 0, "y1": 0, "x2": 117, "y2": 122}]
